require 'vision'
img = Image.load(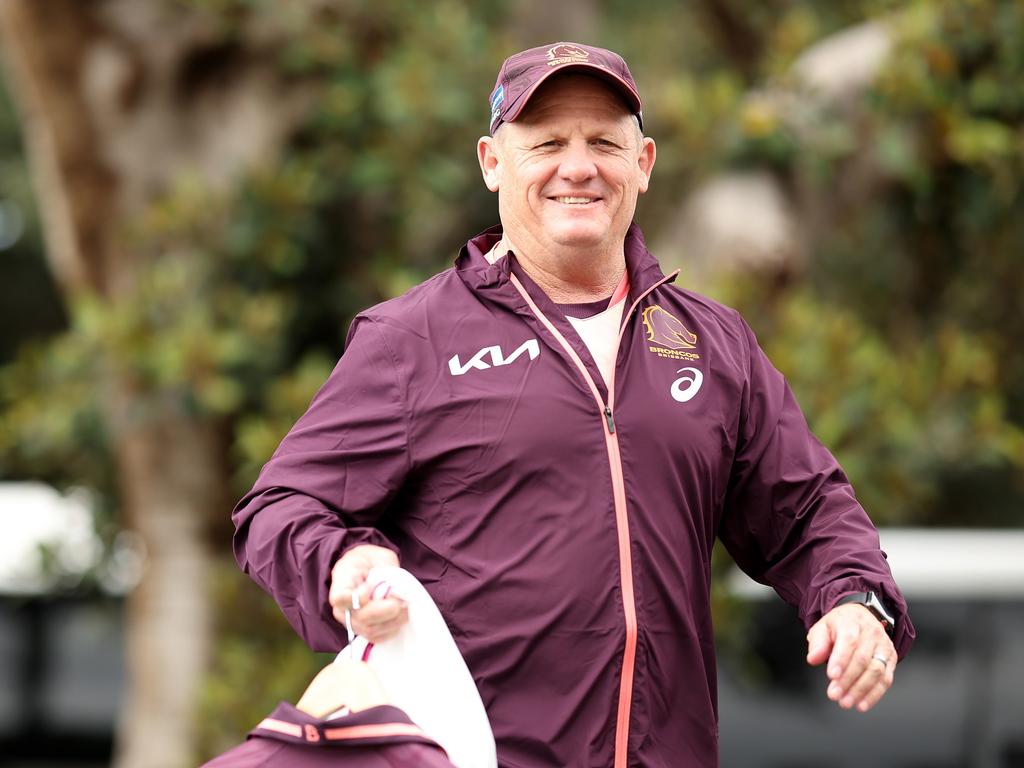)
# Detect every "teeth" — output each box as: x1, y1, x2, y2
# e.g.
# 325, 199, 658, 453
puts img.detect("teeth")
555, 196, 595, 204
